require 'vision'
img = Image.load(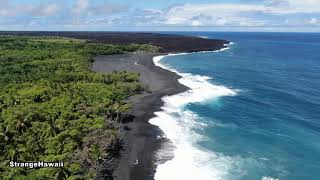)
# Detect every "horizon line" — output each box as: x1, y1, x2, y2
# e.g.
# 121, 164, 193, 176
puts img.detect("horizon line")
1, 30, 320, 33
